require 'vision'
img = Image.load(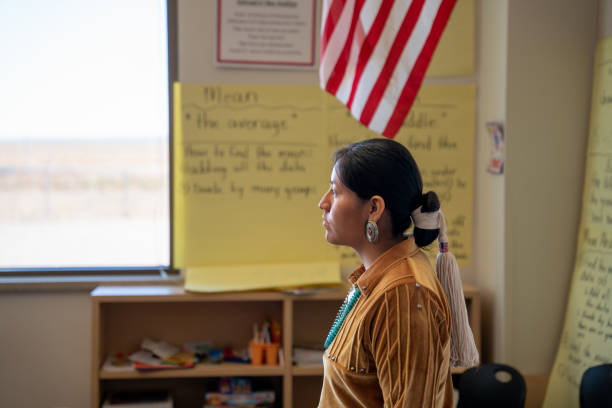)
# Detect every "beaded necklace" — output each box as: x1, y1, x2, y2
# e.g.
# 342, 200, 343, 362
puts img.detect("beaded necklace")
324, 285, 362, 349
